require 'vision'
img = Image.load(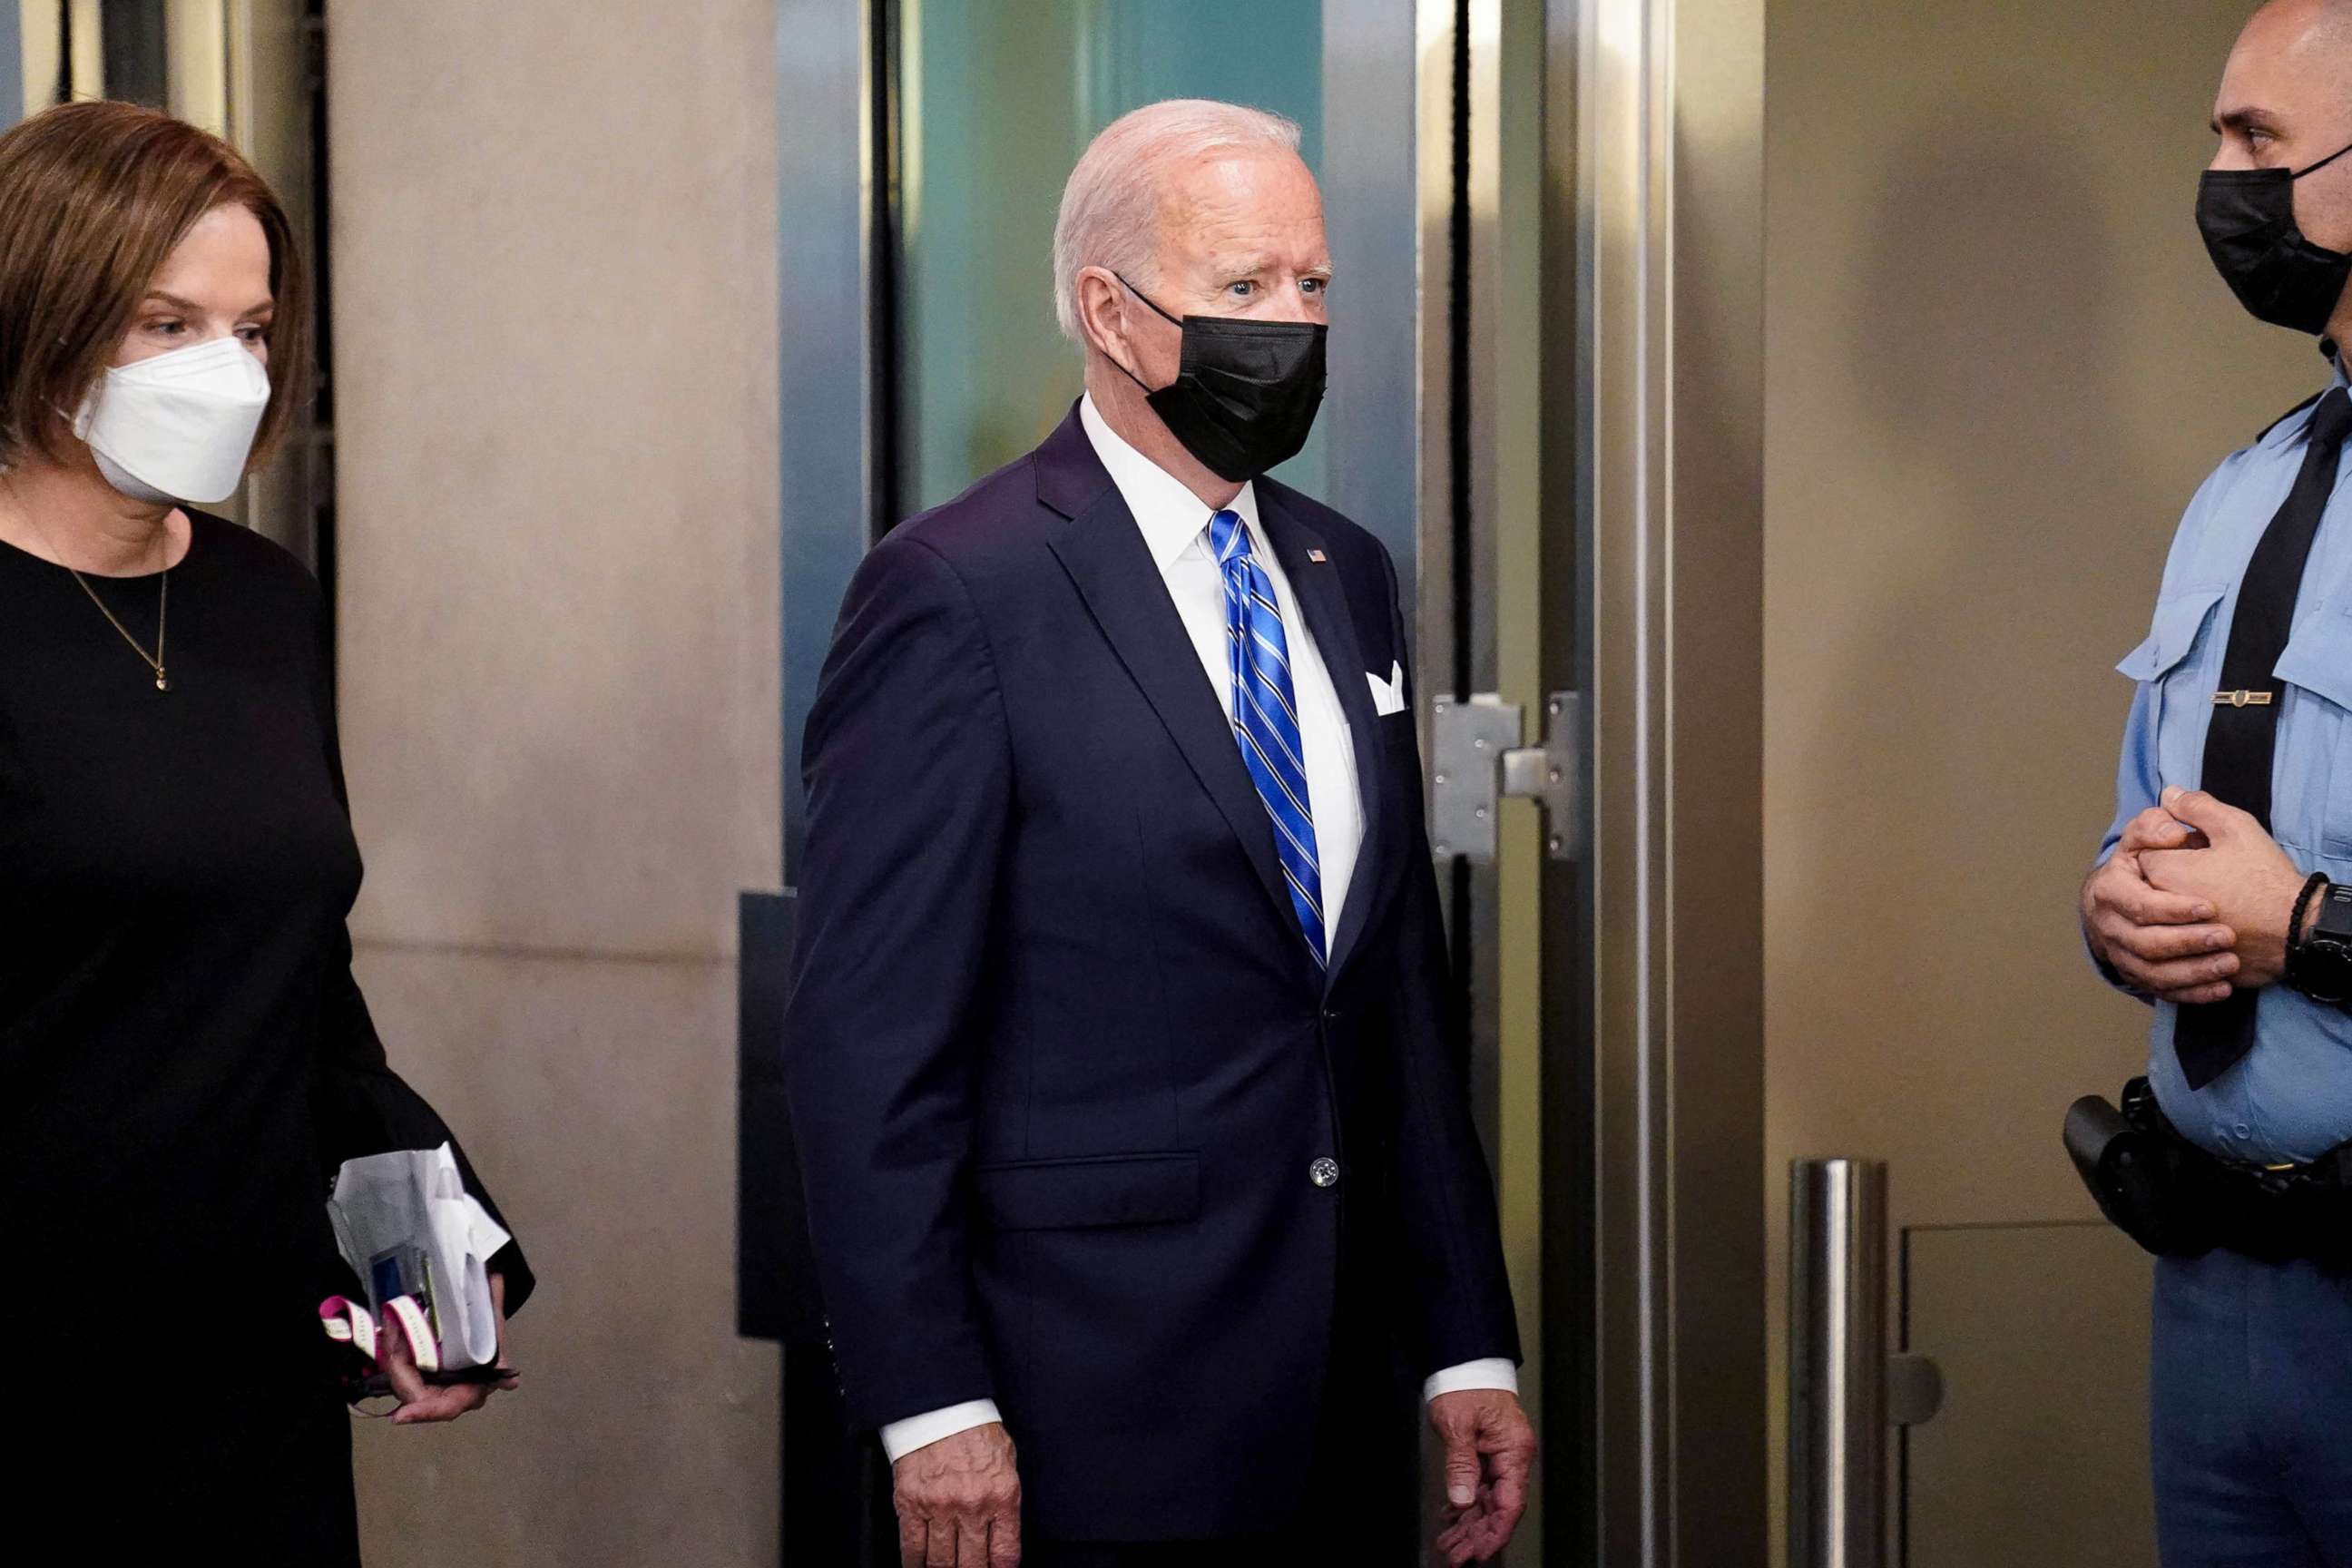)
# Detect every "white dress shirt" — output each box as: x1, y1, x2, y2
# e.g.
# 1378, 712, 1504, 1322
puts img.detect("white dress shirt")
1081, 393, 1366, 932
878, 397, 1514, 1463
